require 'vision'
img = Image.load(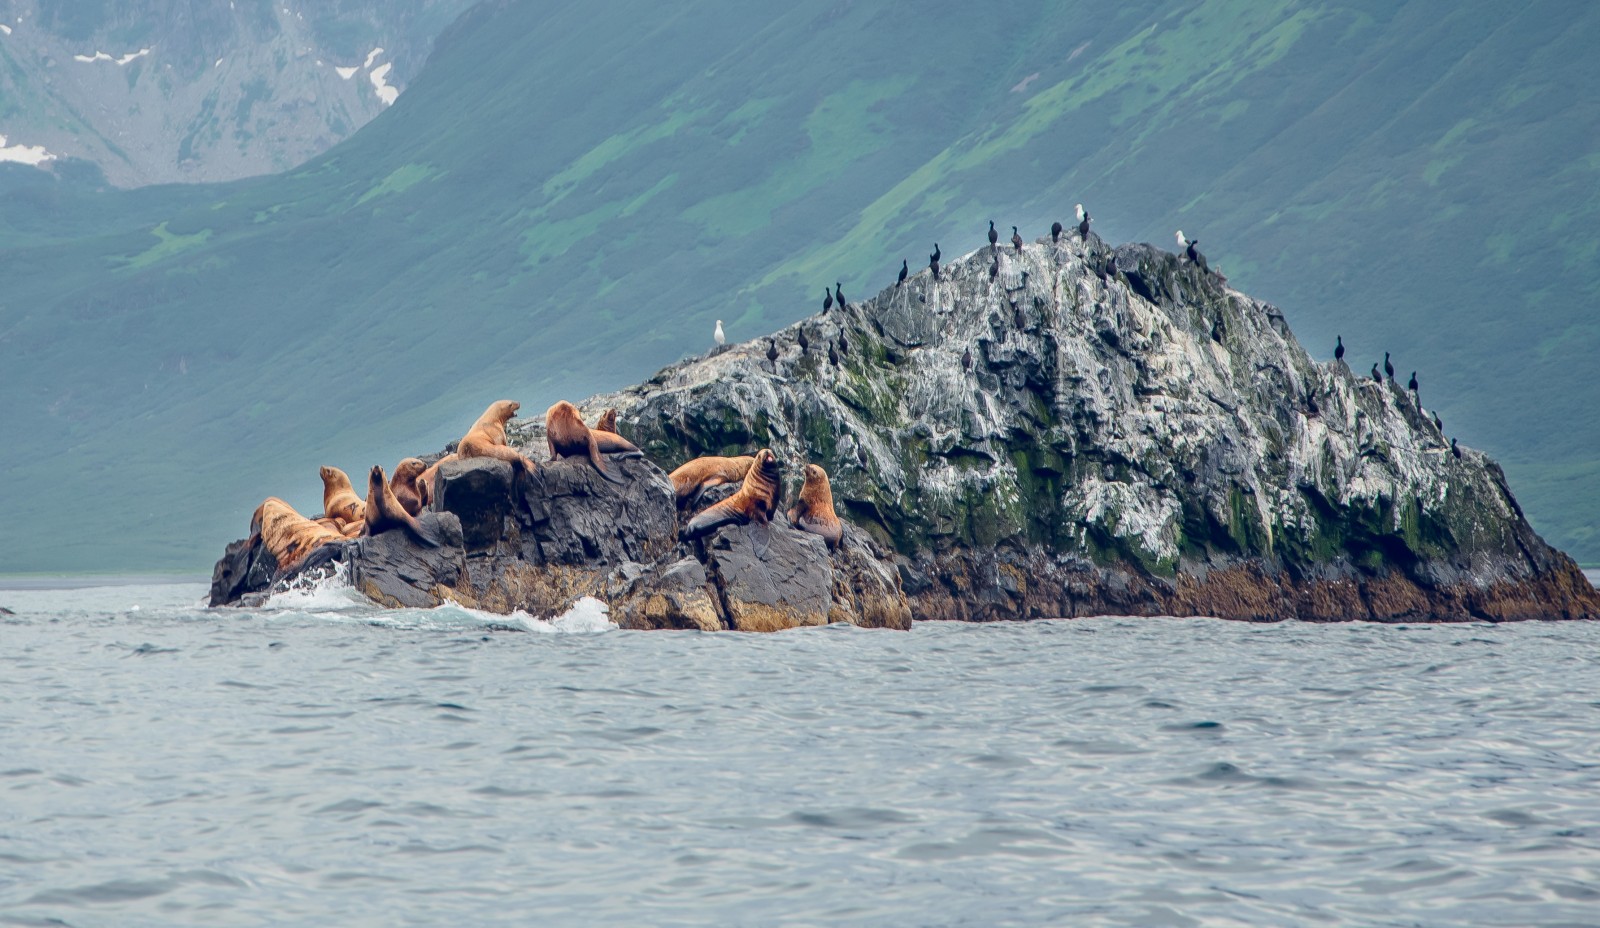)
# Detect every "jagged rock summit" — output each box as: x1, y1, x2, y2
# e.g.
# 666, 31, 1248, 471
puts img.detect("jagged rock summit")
212, 231, 1599, 624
